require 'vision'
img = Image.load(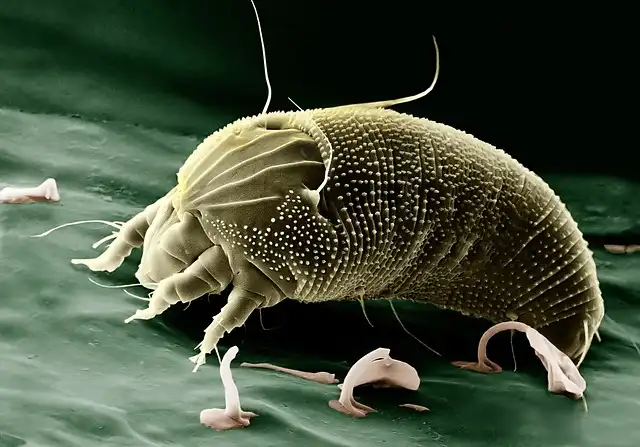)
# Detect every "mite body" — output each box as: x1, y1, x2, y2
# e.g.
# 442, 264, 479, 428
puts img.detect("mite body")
68, 104, 604, 369
38, 2, 603, 371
